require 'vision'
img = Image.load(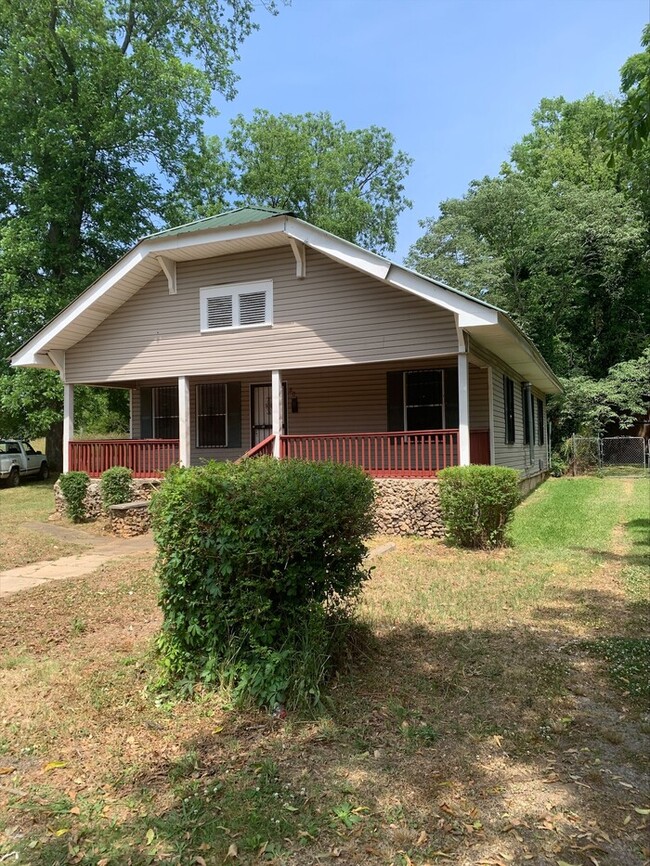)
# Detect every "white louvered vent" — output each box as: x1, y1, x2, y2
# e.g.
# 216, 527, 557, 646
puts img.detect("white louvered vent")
239, 291, 266, 326
206, 294, 233, 330
200, 280, 272, 332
